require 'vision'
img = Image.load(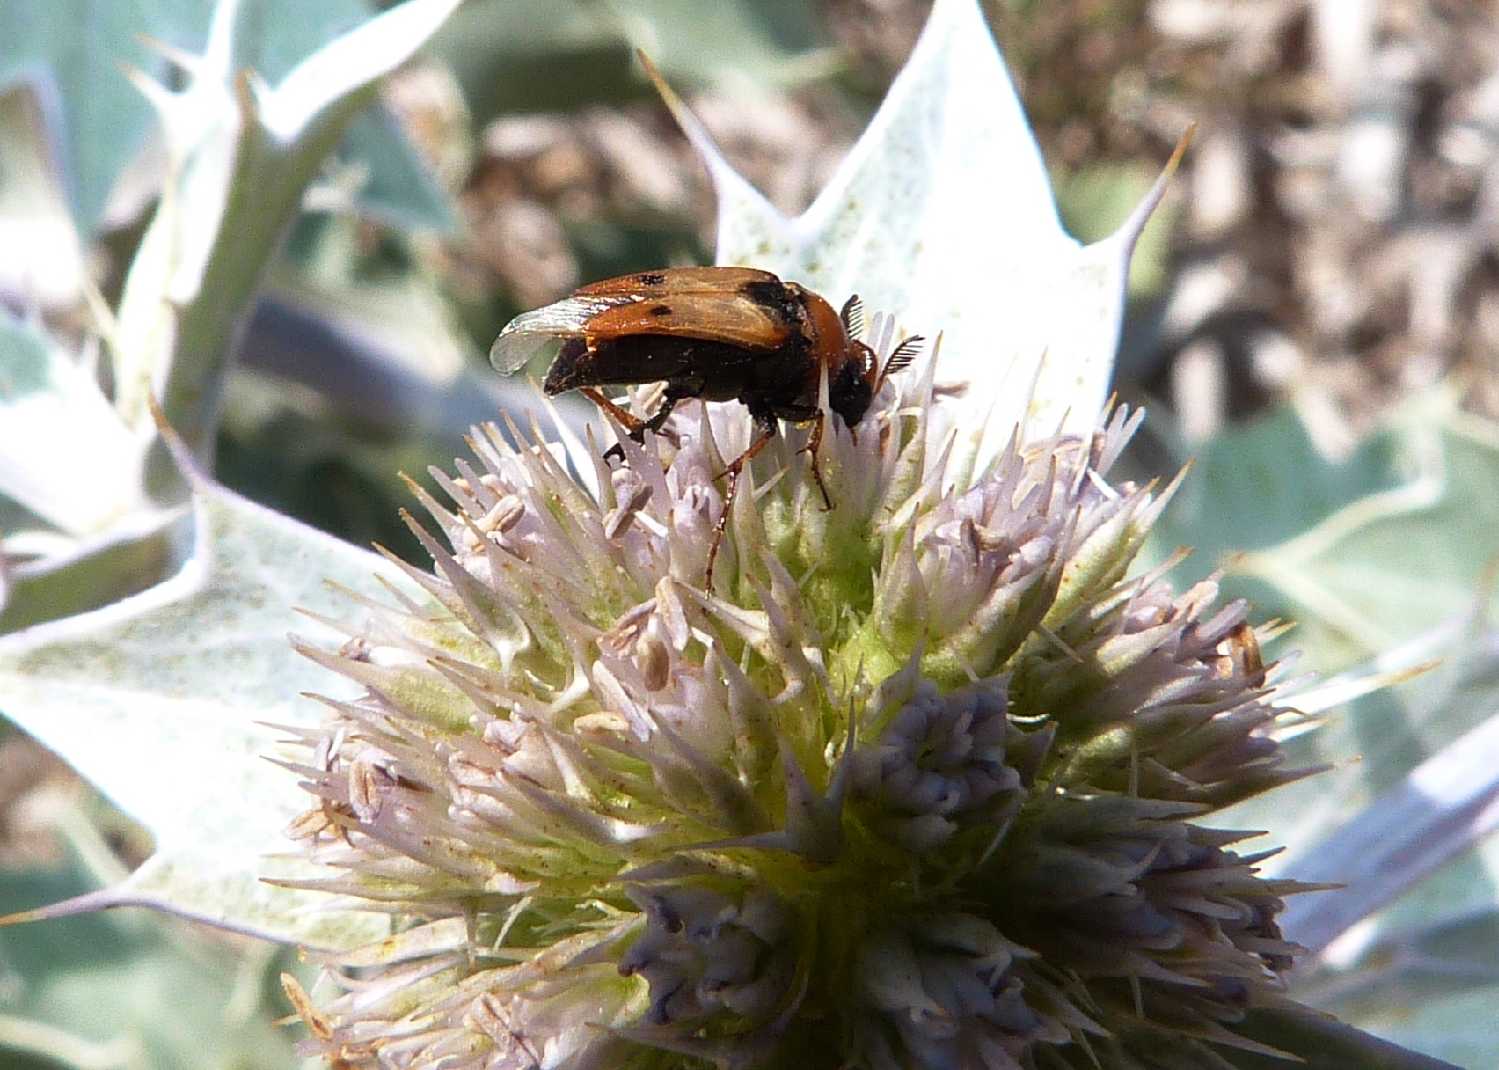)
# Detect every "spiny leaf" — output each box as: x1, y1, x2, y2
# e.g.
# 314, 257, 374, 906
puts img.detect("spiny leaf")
0, 473, 403, 949
0, 0, 447, 234
651, 0, 1187, 467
